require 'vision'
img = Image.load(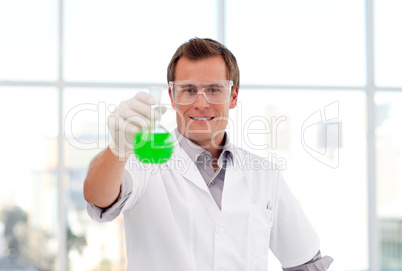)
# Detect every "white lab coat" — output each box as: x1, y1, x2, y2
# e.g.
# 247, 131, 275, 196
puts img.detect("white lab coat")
110, 136, 319, 271
92, 136, 320, 271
